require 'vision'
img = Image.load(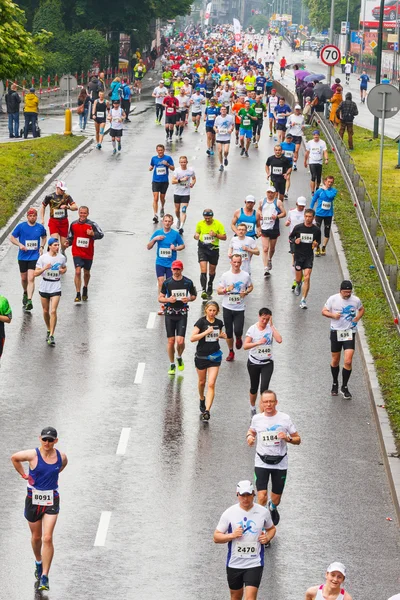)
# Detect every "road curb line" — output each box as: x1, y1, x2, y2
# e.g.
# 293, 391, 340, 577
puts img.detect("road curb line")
331, 224, 400, 524
0, 137, 93, 247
